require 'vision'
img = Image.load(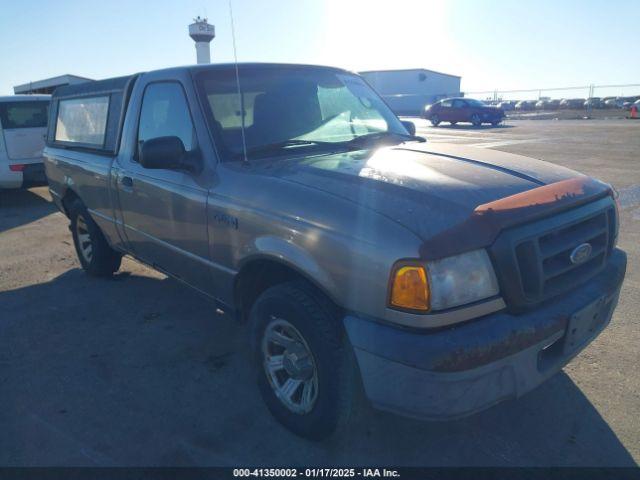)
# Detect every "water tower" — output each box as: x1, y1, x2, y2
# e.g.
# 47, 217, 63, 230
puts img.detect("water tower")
189, 16, 215, 64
